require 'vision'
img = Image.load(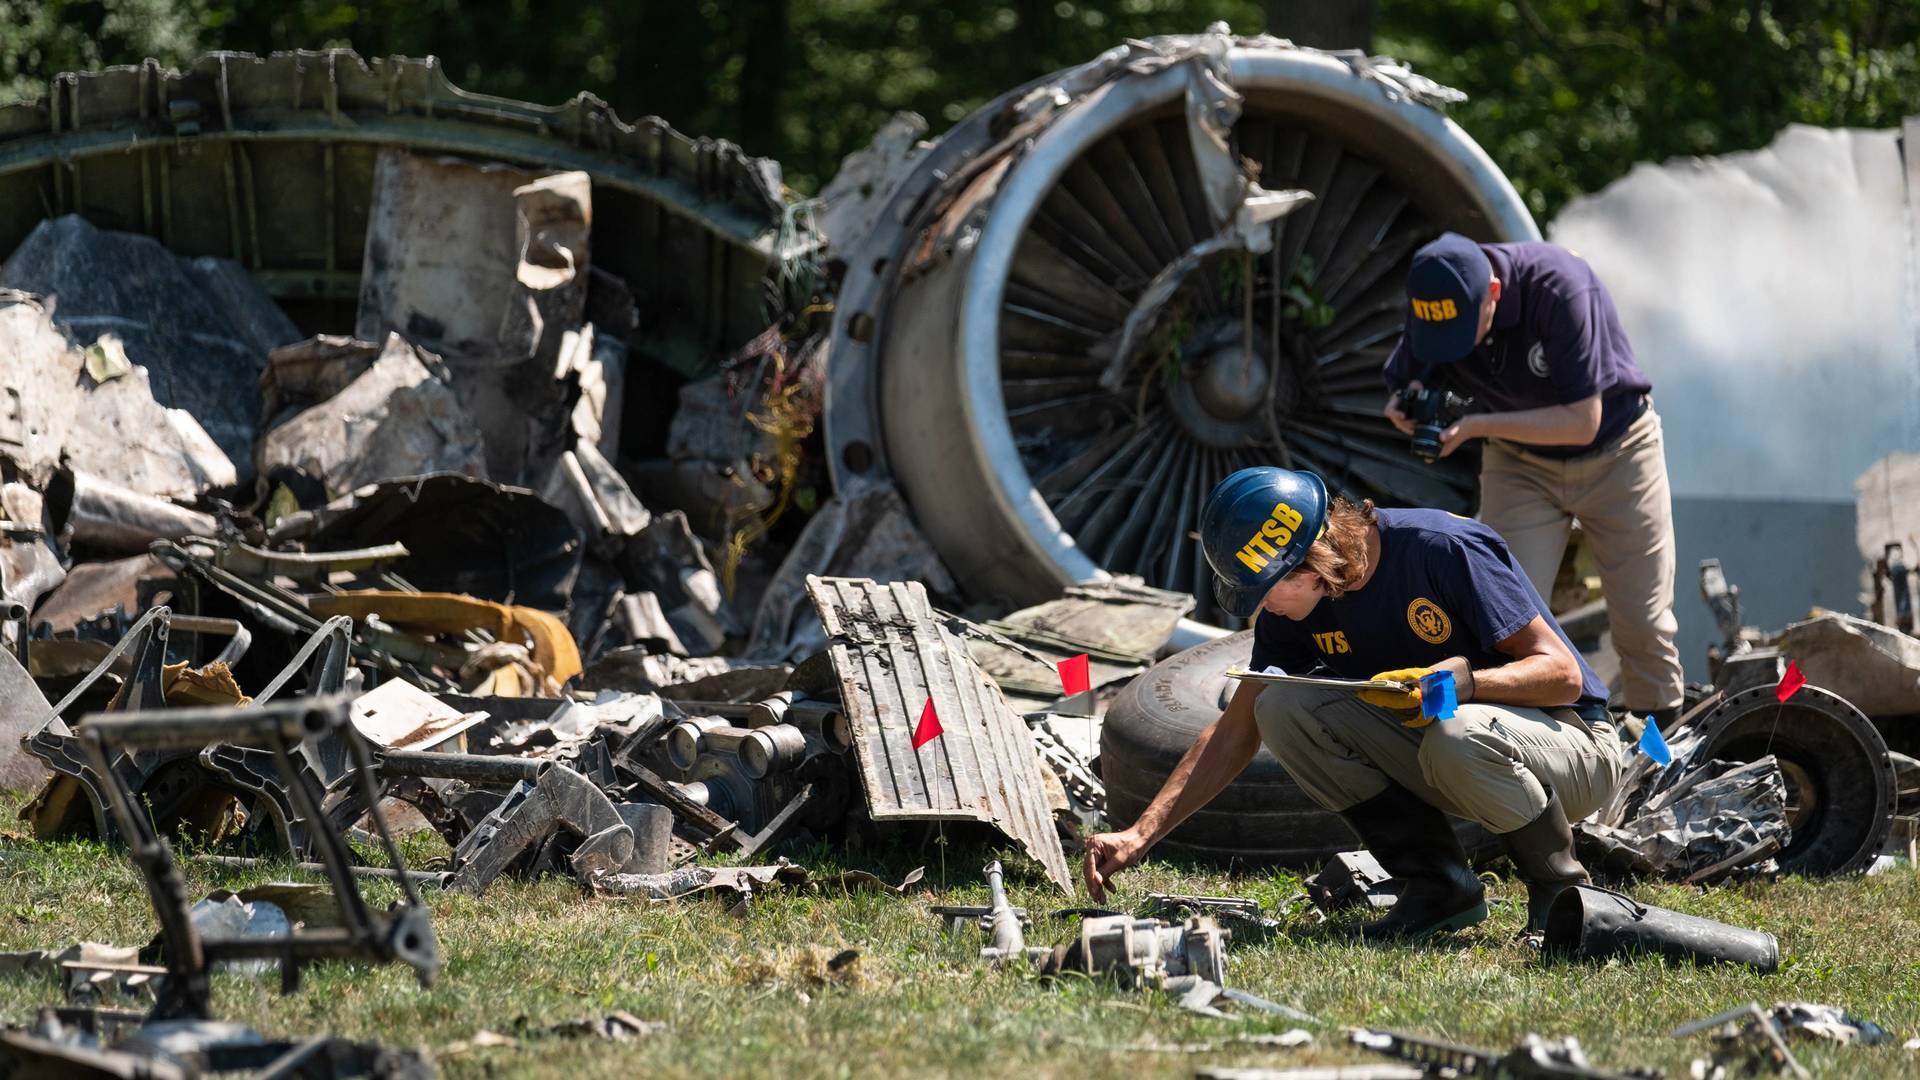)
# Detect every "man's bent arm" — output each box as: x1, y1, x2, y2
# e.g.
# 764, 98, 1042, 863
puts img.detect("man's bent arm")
1454, 394, 1602, 448
1434, 616, 1585, 708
